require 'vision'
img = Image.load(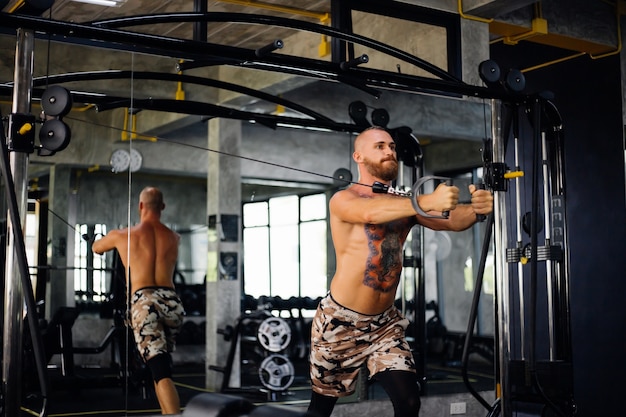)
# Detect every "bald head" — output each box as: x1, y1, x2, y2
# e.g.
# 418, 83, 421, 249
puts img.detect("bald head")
352, 126, 398, 182
140, 186, 165, 213
354, 126, 390, 152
